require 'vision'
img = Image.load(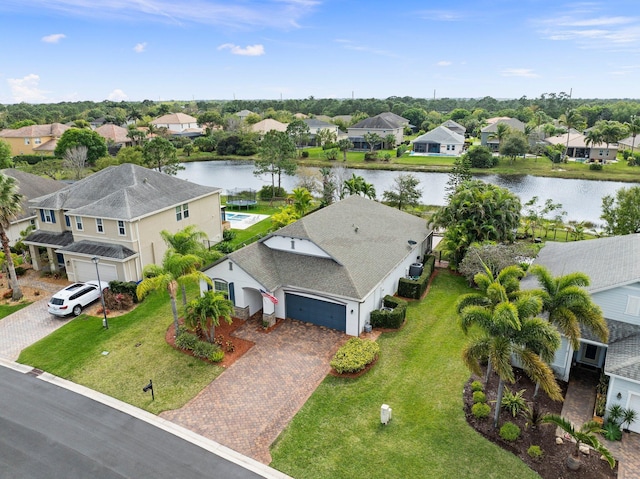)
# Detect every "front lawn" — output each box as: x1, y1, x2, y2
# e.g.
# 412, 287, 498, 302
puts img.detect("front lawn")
269, 271, 539, 479
0, 302, 30, 320
17, 287, 224, 414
